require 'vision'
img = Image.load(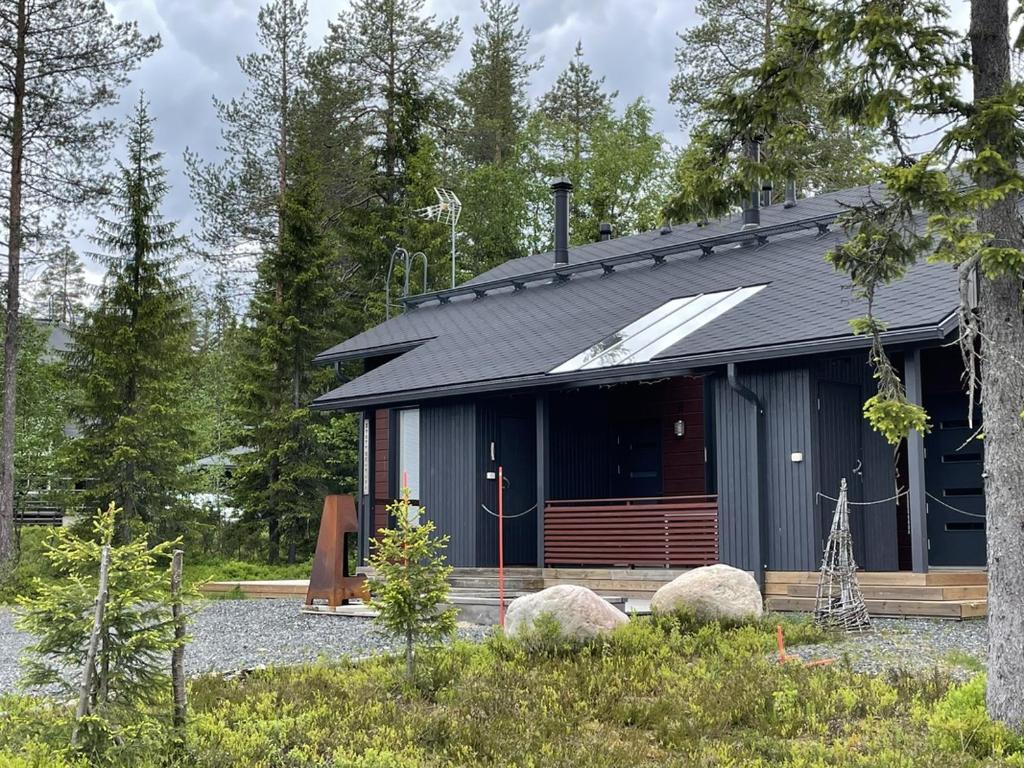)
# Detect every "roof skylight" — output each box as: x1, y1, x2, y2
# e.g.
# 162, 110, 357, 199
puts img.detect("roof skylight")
549, 284, 767, 374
